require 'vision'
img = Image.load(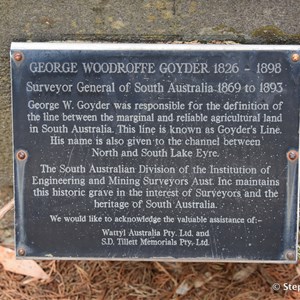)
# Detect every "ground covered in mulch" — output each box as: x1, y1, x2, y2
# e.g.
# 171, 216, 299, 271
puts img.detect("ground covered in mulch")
0, 187, 299, 300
